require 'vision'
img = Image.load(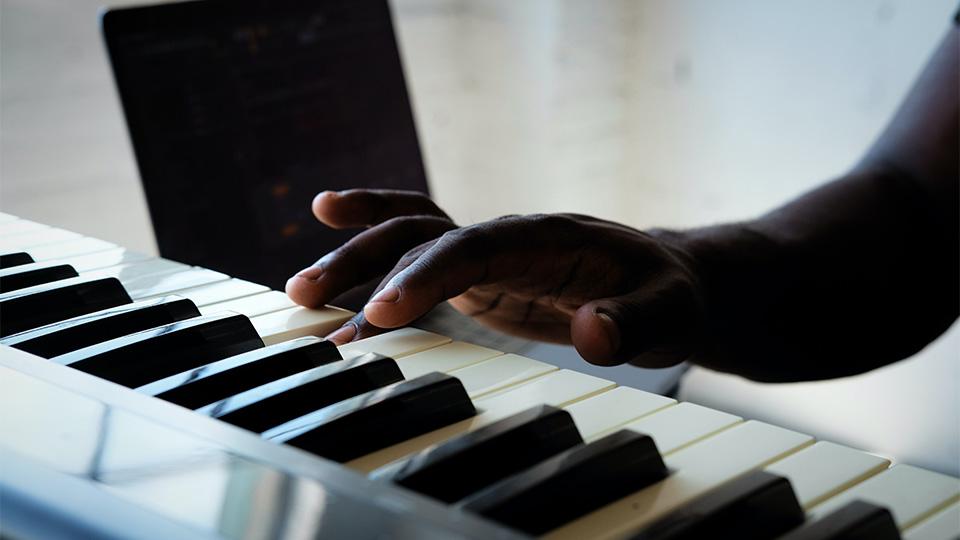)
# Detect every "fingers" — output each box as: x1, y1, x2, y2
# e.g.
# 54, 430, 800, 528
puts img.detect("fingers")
324, 311, 387, 345
312, 189, 450, 229
360, 215, 591, 329
362, 226, 506, 328
323, 245, 436, 345
286, 215, 456, 308
570, 277, 705, 367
